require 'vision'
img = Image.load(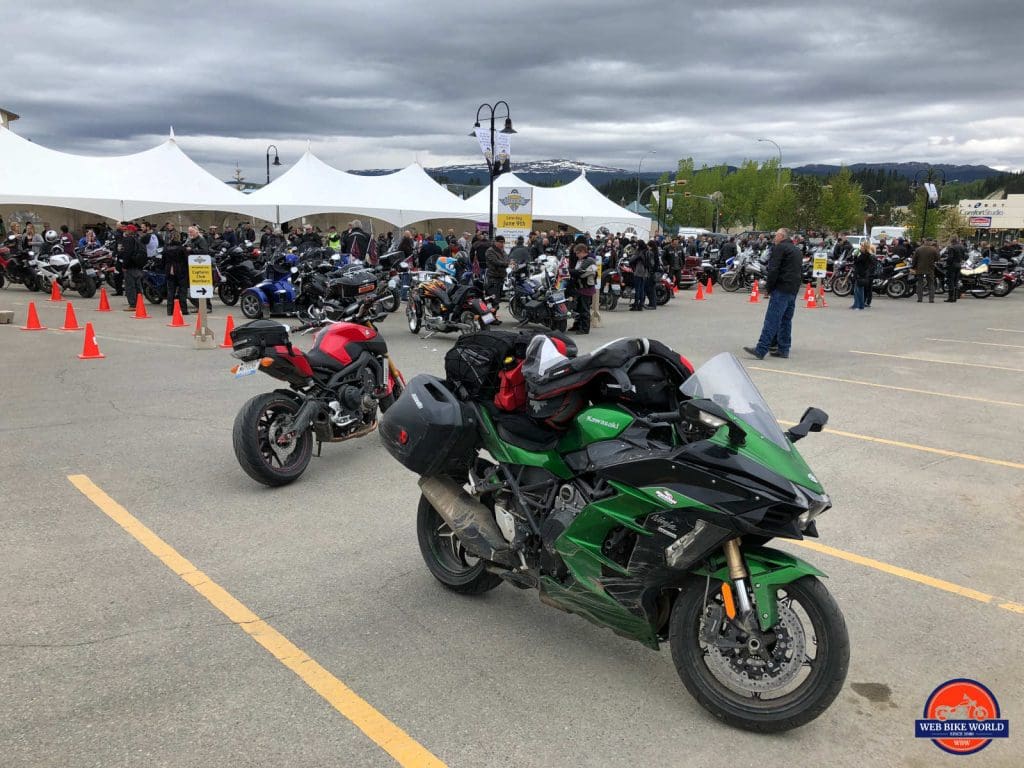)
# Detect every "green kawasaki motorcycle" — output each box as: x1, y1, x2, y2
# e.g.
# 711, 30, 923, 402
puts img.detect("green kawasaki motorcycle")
380, 333, 848, 732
